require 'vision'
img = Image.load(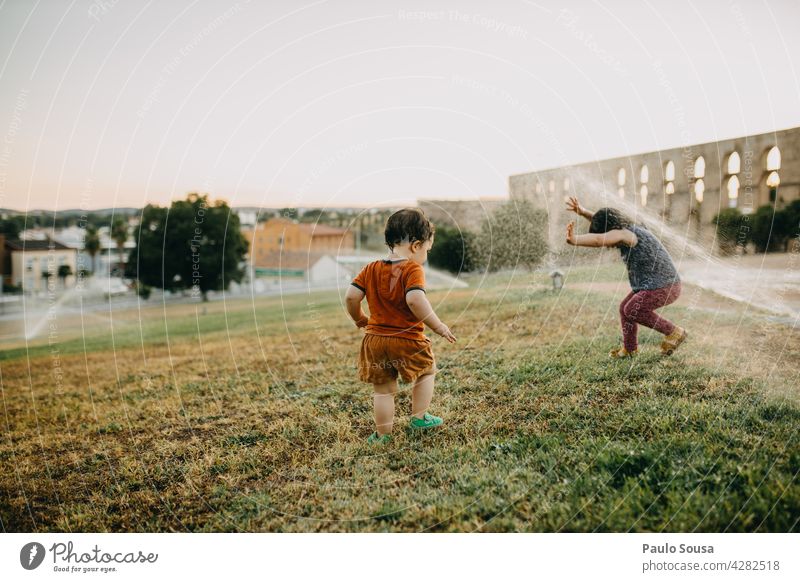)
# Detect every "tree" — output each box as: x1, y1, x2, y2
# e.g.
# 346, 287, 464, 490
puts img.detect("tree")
300, 209, 328, 223
111, 218, 129, 276
128, 193, 249, 301
0, 217, 24, 239
713, 208, 746, 255
428, 226, 482, 274
477, 200, 548, 272
84, 225, 101, 273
